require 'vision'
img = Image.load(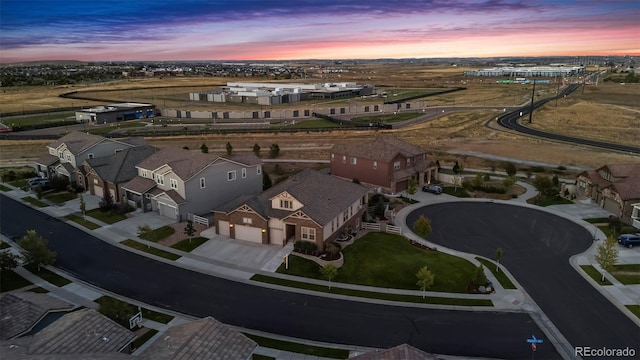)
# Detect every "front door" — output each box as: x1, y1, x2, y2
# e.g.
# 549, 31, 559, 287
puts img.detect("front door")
285, 224, 296, 243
